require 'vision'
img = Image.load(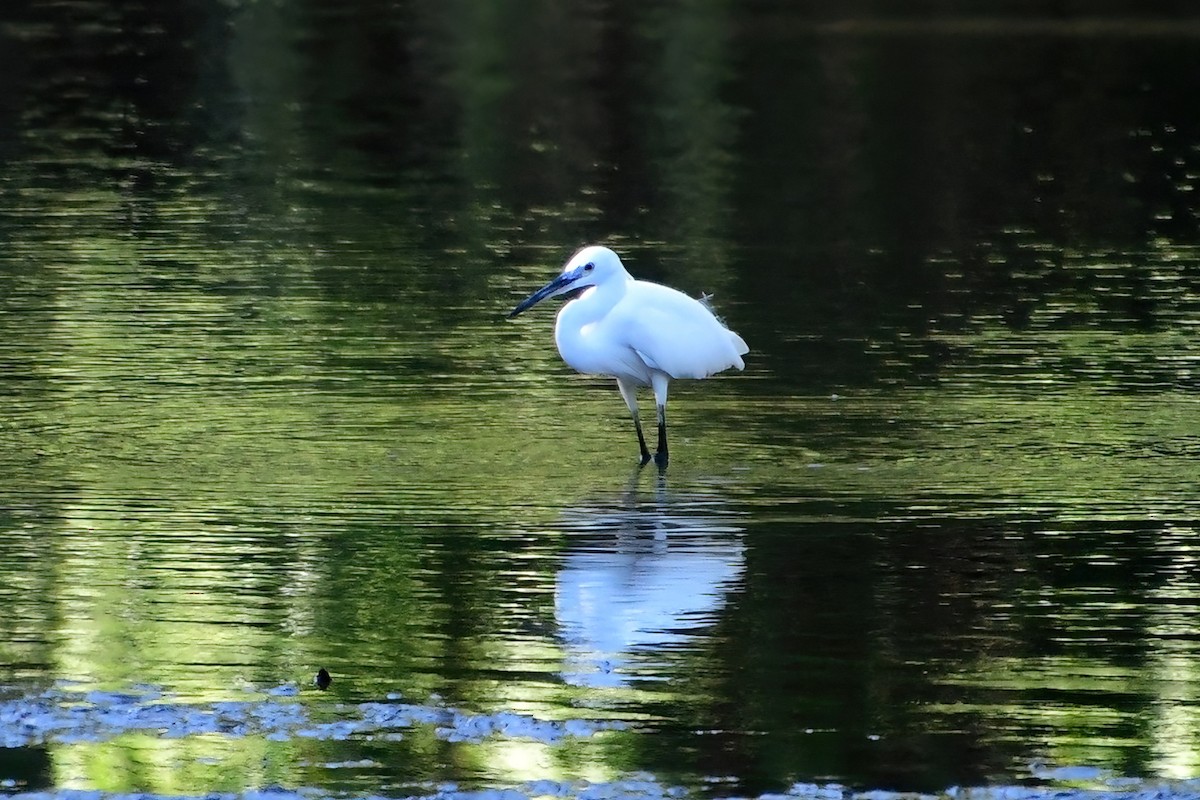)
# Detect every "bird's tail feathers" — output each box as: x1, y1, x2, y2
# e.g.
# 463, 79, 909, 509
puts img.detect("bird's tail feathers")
697, 291, 750, 361
730, 331, 749, 357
